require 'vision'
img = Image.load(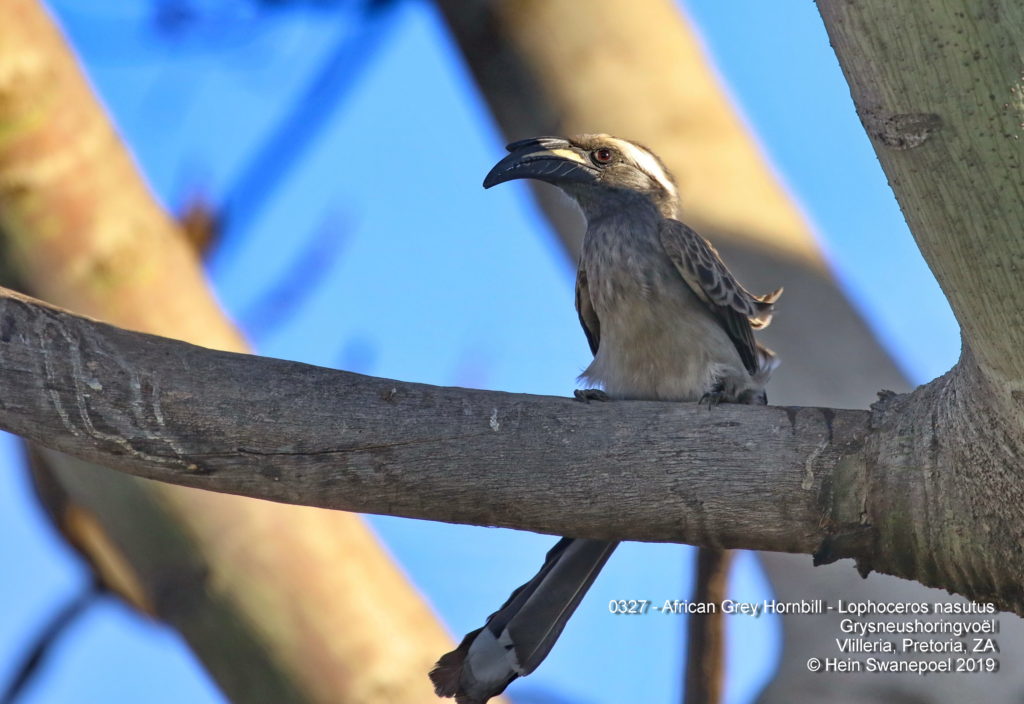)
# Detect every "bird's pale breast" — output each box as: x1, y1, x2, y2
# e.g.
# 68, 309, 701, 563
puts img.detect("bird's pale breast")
578, 214, 745, 402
